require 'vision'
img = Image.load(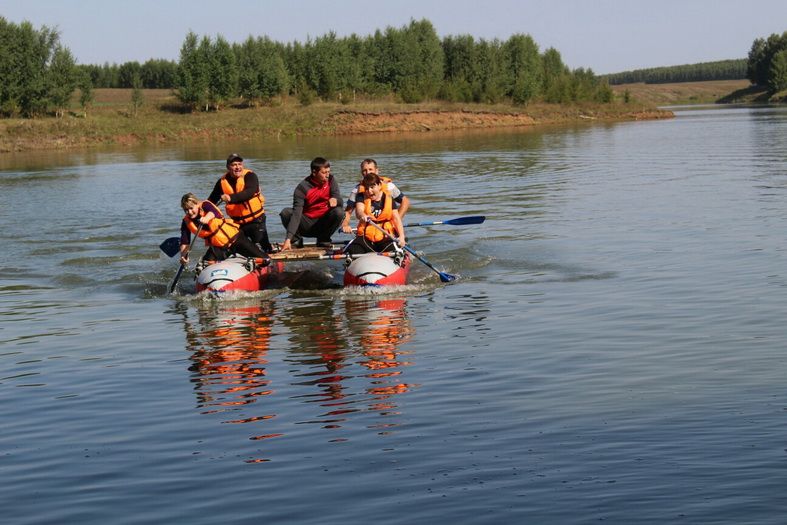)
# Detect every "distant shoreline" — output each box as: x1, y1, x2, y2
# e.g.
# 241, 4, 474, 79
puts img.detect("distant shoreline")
1, 80, 766, 154
610, 79, 770, 106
